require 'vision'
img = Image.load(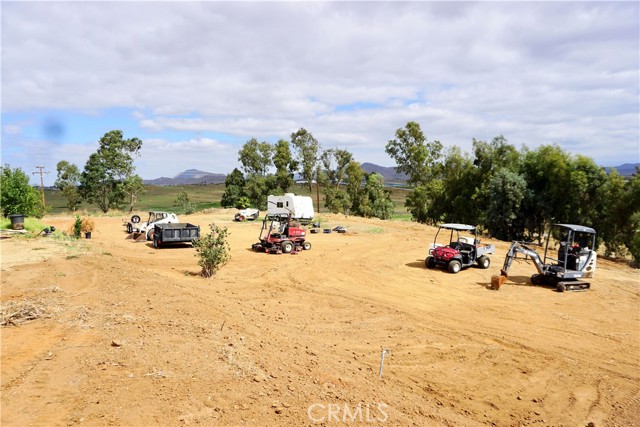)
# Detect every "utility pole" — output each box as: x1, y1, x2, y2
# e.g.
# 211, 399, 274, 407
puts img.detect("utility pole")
32, 165, 50, 206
